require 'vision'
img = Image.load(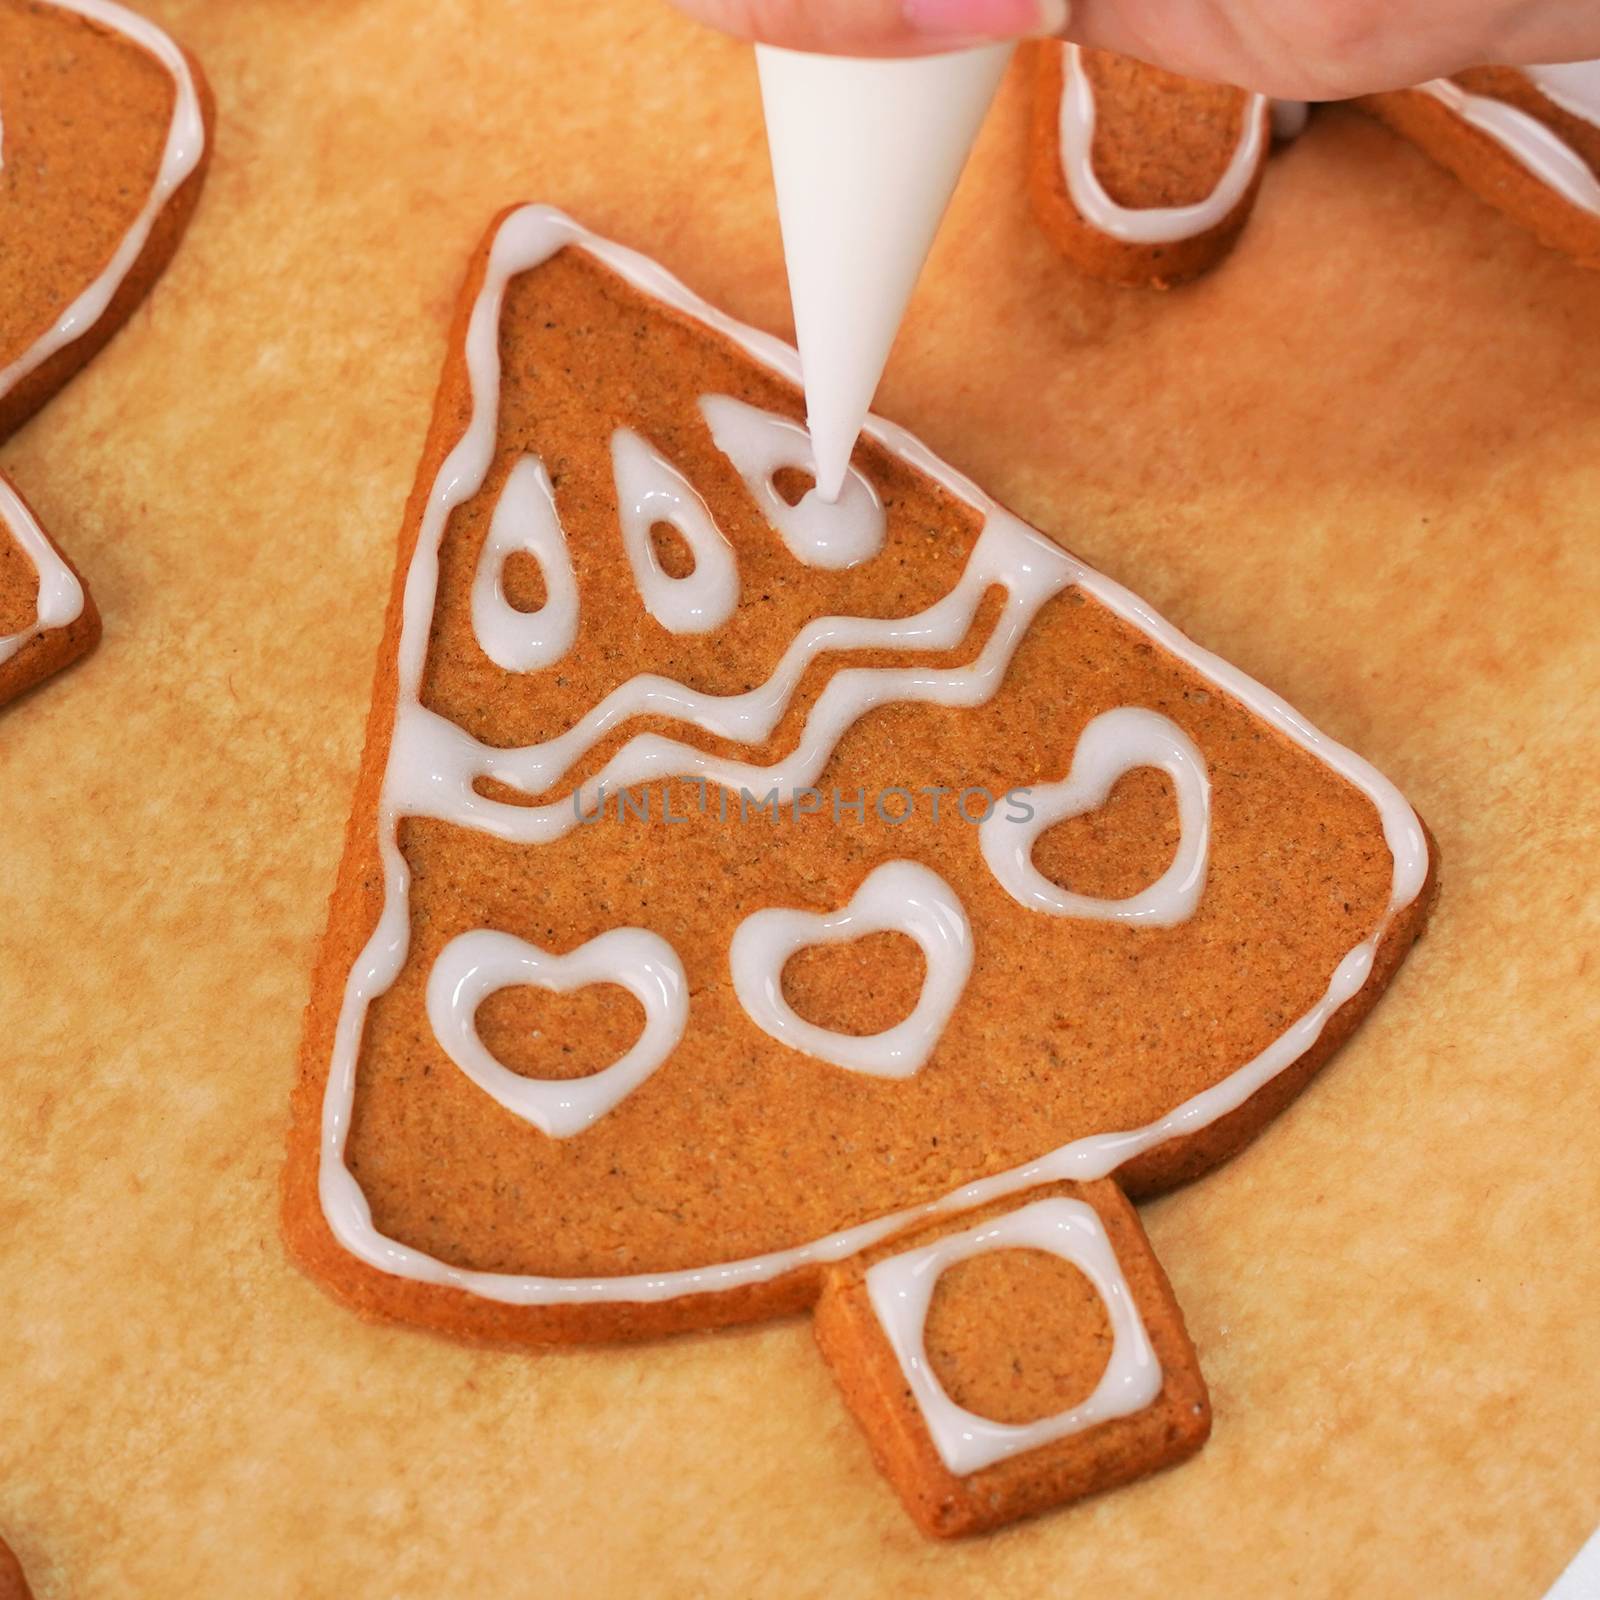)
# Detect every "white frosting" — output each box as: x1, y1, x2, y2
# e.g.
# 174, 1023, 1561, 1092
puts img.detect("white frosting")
980, 708, 1209, 926
1419, 74, 1600, 216
0, 477, 84, 668
730, 861, 972, 1079
383, 514, 1072, 845
1526, 62, 1600, 128
866, 1196, 1163, 1475
426, 927, 688, 1138
699, 394, 885, 569
0, 0, 207, 403
316, 204, 1428, 1308
469, 455, 578, 673
610, 428, 738, 633
1058, 44, 1268, 244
